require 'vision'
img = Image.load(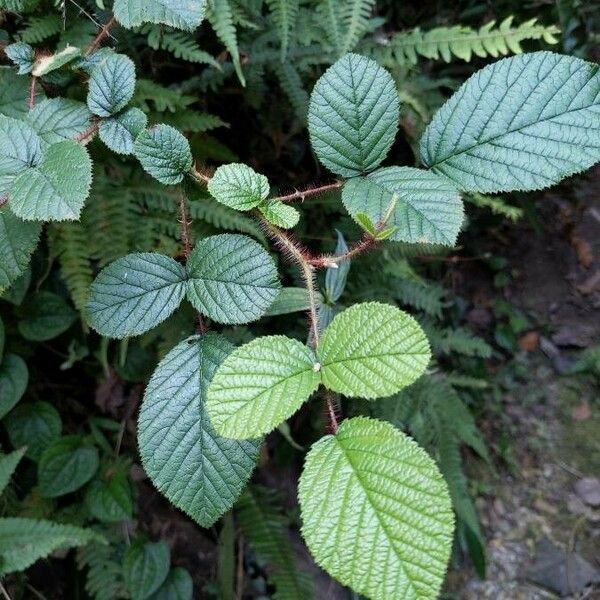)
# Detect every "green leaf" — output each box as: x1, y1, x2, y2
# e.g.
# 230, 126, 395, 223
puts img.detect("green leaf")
0, 68, 44, 118
5, 42, 34, 74
138, 334, 260, 528
258, 199, 300, 229
9, 140, 92, 221
354, 211, 376, 235
0, 208, 40, 294
27, 98, 93, 146
99, 107, 147, 155
342, 167, 464, 245
0, 447, 26, 495
420, 51, 600, 193
17, 291, 77, 341
38, 435, 99, 498
114, 0, 206, 31
86, 253, 187, 339
87, 53, 136, 117
264, 286, 314, 316
0, 317, 3, 364
207, 163, 269, 211
308, 53, 399, 177
0, 354, 28, 420
32, 45, 81, 77
324, 230, 350, 304
4, 401, 62, 461
85, 468, 133, 522
123, 540, 170, 600
298, 416, 454, 600
148, 567, 193, 600
186, 234, 280, 324
0, 518, 103, 575
317, 302, 430, 399
135, 125, 193, 184
207, 335, 320, 439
